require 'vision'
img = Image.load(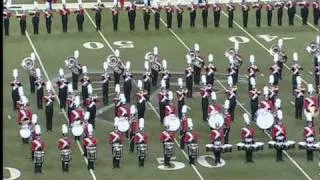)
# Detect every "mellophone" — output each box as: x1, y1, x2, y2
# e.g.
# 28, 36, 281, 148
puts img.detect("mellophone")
298, 137, 320, 151
205, 141, 232, 153
268, 136, 296, 150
